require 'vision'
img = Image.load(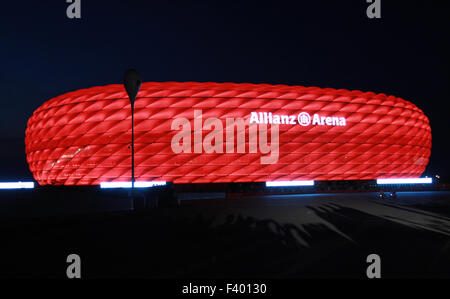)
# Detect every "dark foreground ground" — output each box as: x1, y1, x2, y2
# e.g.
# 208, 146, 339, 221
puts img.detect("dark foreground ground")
0, 191, 449, 279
